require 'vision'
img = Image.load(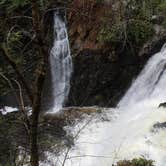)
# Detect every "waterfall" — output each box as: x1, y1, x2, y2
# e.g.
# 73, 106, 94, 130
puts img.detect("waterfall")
49, 12, 72, 112
119, 44, 166, 107
46, 45, 166, 166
